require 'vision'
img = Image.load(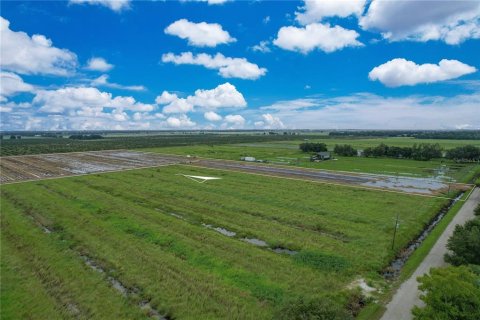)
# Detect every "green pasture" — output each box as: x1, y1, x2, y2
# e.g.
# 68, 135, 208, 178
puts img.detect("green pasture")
144, 143, 479, 182
1, 165, 447, 319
